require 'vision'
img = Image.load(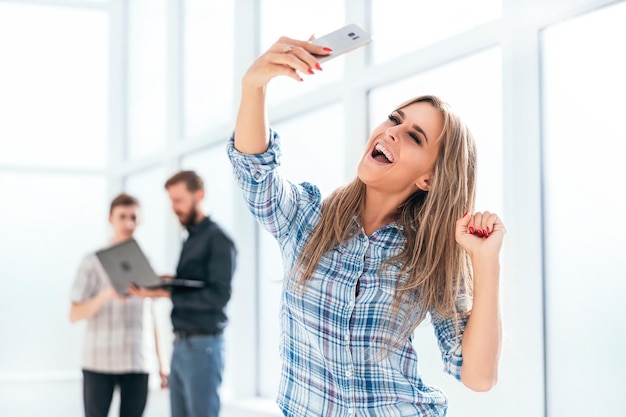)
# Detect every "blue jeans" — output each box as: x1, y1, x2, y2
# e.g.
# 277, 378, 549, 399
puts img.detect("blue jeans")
170, 334, 224, 417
